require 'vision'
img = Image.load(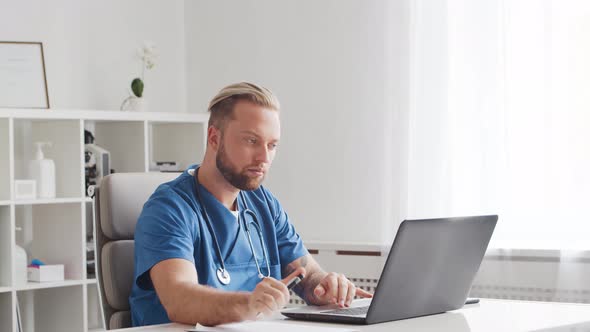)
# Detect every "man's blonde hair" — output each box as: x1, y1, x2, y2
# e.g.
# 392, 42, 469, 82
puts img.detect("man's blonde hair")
207, 82, 280, 130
